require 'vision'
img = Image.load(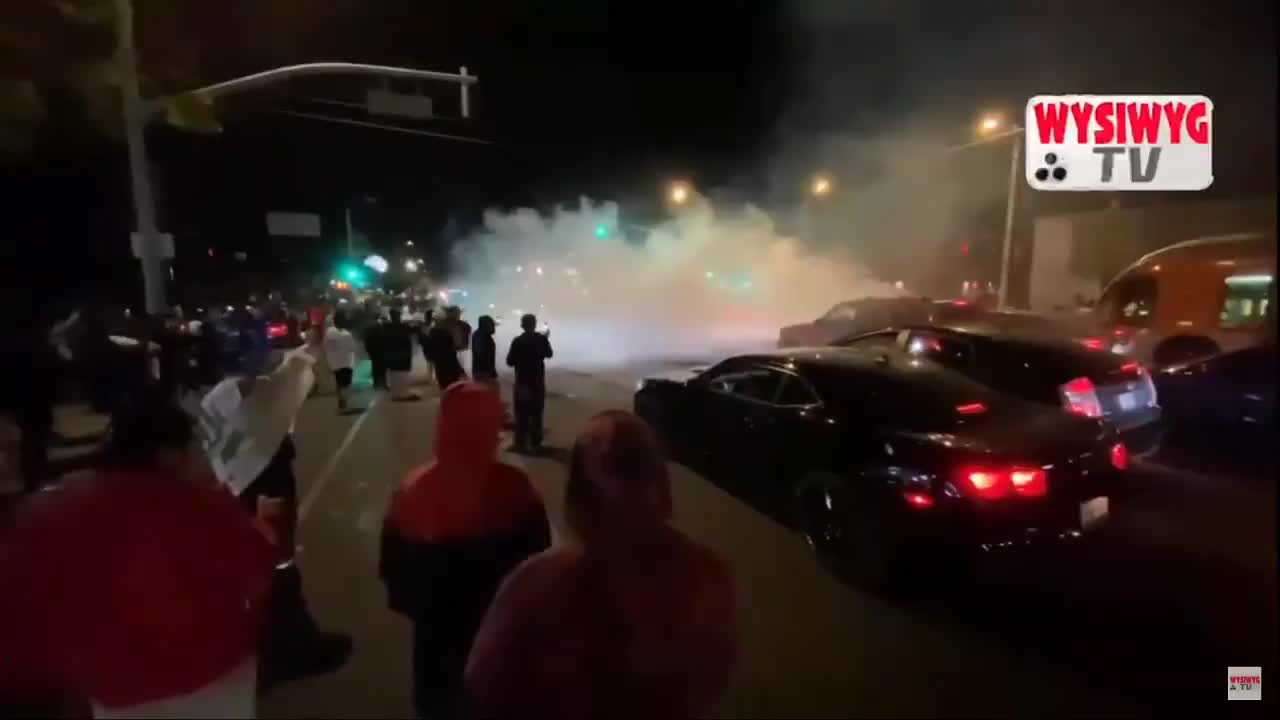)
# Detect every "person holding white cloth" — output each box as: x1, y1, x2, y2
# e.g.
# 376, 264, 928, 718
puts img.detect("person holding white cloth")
197, 314, 352, 693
